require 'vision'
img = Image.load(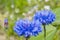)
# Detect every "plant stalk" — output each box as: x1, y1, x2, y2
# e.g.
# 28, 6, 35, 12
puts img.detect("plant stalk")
43, 25, 46, 40
25, 36, 30, 40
